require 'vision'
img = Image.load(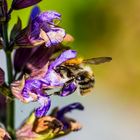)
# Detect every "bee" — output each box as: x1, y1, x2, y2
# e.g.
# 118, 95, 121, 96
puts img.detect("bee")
54, 57, 112, 96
